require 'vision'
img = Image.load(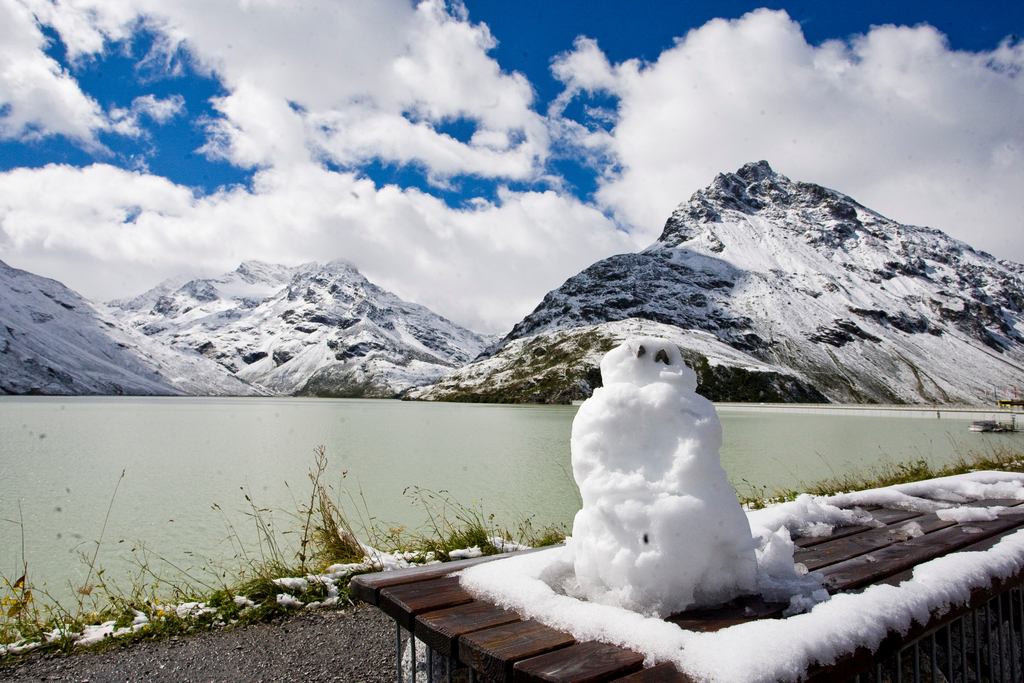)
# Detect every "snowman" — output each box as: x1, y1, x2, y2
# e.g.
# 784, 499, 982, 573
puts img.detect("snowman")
566, 337, 757, 617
